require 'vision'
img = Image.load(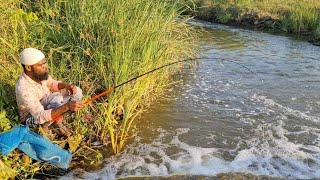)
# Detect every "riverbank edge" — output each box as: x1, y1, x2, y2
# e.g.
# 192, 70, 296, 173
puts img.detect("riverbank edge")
183, 4, 320, 46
